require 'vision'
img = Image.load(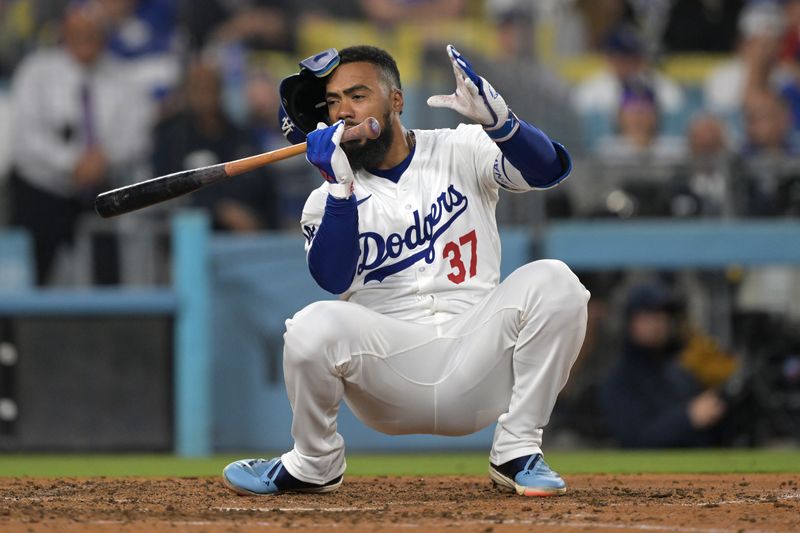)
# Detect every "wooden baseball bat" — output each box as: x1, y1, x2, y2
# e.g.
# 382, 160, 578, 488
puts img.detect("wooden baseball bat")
94, 117, 381, 218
